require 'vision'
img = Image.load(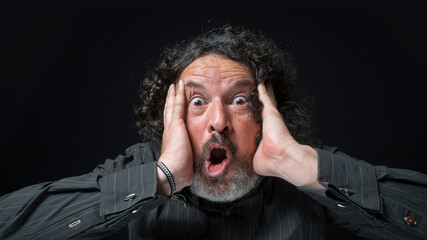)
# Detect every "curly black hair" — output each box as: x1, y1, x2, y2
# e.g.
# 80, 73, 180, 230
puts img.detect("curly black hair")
135, 25, 317, 147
